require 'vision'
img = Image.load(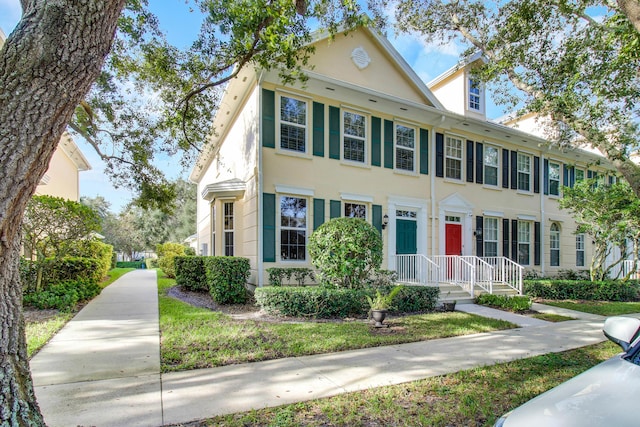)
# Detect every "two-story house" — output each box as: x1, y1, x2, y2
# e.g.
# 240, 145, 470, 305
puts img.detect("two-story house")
189, 25, 613, 293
